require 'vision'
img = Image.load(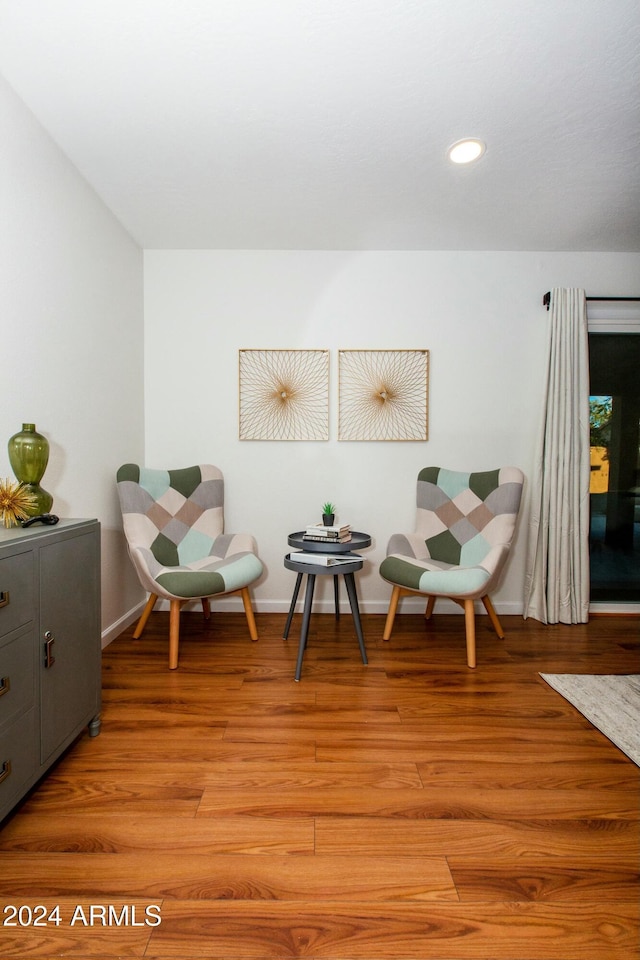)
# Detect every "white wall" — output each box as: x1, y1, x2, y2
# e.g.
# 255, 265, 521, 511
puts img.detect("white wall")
4, 64, 637, 634
144, 249, 640, 616
0, 75, 145, 641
